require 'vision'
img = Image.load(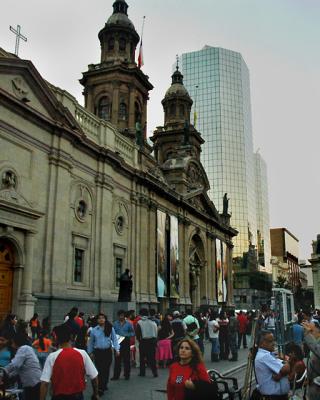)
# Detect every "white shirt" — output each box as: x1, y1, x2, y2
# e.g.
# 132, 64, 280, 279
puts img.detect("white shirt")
208, 320, 219, 339
41, 348, 98, 383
